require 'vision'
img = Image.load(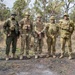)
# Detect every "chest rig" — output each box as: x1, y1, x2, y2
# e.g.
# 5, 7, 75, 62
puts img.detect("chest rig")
9, 19, 17, 31
48, 23, 57, 35
22, 19, 31, 33
35, 22, 44, 32
60, 20, 70, 30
